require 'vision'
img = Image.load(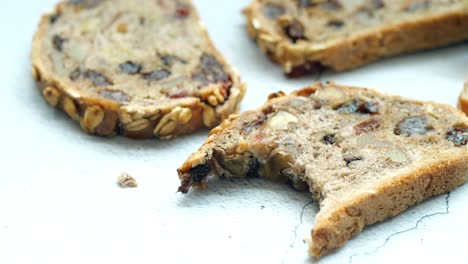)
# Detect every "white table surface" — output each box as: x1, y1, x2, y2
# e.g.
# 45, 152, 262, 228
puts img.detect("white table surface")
0, 1, 467, 263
